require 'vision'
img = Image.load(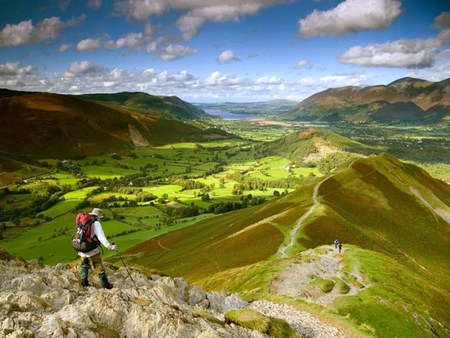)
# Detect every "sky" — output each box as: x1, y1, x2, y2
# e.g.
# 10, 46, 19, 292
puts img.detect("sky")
0, 0, 449, 103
